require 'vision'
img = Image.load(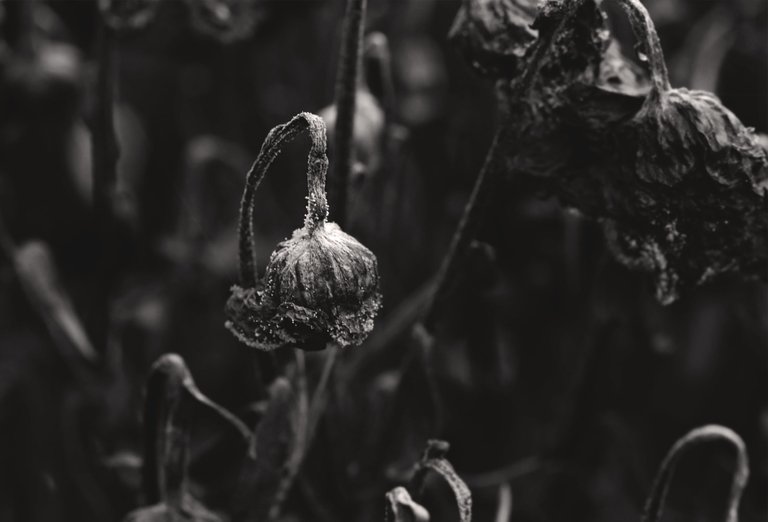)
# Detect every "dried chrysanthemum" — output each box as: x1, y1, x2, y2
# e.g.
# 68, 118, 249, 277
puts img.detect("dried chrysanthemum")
225, 112, 381, 351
